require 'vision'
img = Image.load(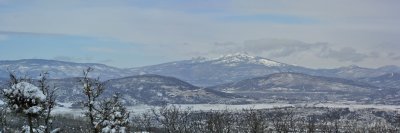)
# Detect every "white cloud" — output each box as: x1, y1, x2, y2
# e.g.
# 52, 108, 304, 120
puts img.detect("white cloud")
0, 0, 399, 68
317, 47, 369, 62
207, 38, 326, 58
2, 0, 398, 46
